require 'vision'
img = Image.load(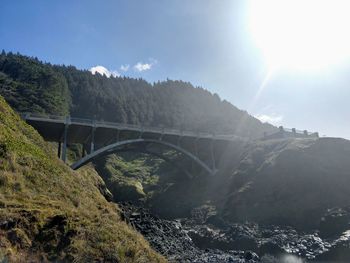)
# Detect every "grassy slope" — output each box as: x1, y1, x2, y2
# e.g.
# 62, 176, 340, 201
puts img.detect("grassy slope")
0, 96, 166, 262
